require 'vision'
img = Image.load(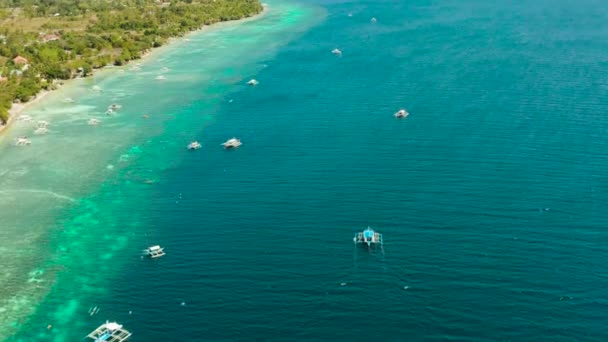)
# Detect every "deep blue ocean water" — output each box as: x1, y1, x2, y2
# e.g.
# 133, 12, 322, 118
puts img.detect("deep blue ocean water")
5, 0, 608, 340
